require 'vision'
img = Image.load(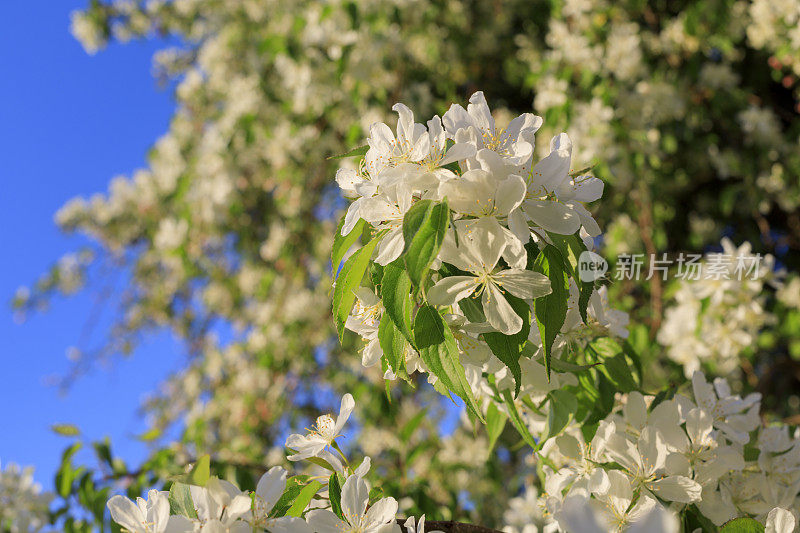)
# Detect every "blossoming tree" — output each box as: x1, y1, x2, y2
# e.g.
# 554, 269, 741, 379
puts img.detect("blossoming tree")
8, 0, 800, 532
50, 94, 800, 533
